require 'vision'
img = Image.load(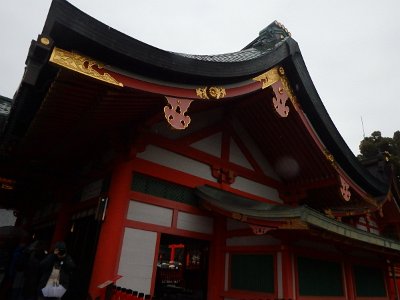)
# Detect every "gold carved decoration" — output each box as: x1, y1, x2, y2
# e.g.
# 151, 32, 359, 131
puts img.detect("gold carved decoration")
323, 149, 335, 164
278, 67, 299, 108
253, 67, 281, 89
40, 37, 50, 45
196, 87, 226, 99
49, 47, 123, 87
164, 97, 193, 130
